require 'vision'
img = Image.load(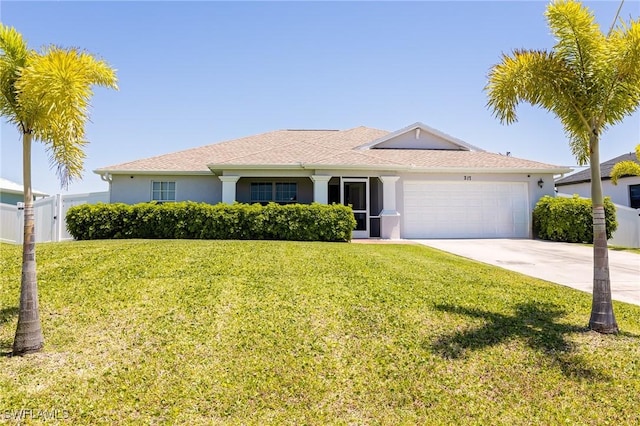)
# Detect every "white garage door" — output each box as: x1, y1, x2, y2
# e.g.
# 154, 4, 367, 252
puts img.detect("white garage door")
403, 181, 529, 238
